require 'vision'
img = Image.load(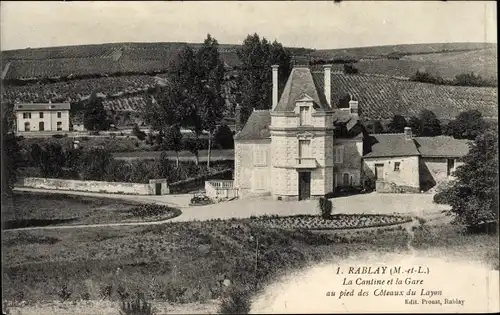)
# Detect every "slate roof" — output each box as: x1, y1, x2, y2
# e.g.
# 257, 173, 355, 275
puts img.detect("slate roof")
363, 134, 421, 158
414, 136, 470, 158
310, 71, 498, 120
14, 103, 70, 111
274, 66, 330, 112
233, 110, 271, 140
